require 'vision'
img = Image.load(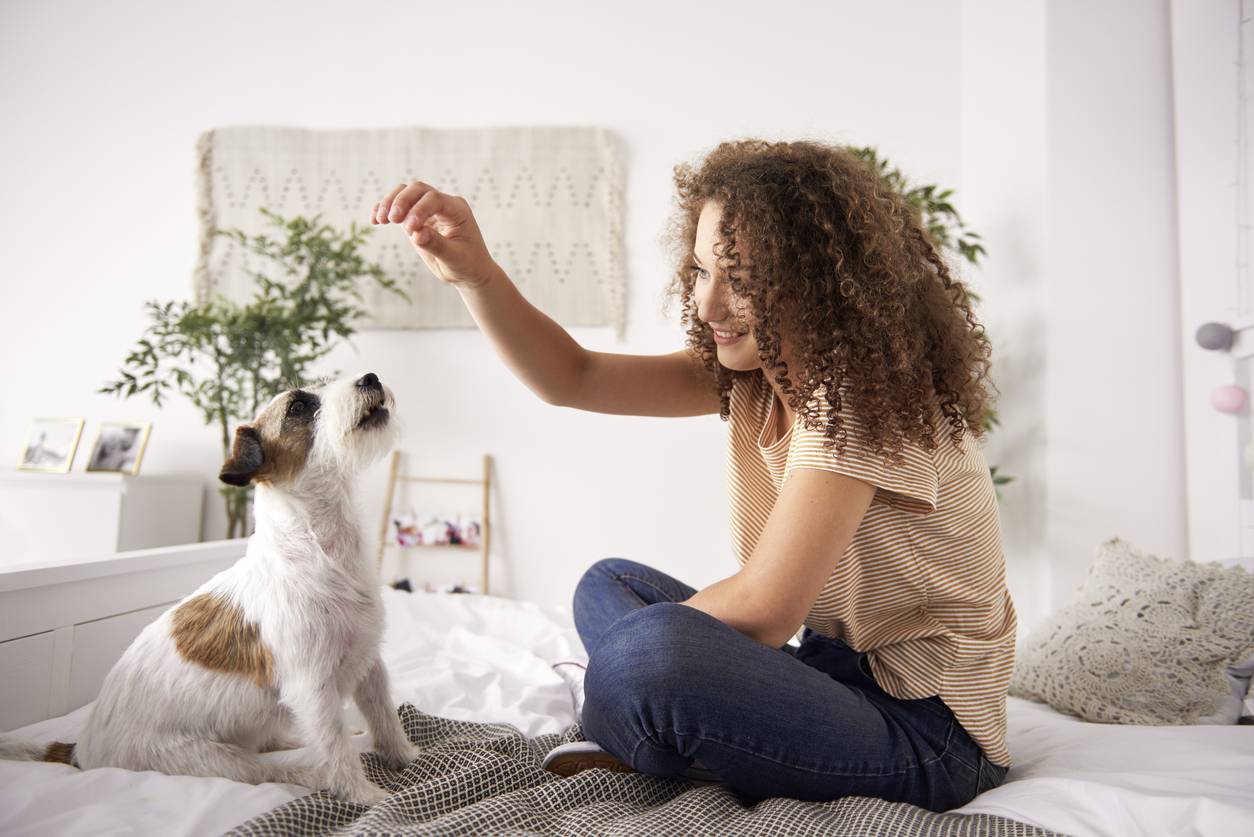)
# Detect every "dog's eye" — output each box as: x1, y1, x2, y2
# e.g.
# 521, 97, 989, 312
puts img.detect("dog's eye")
286, 400, 306, 417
